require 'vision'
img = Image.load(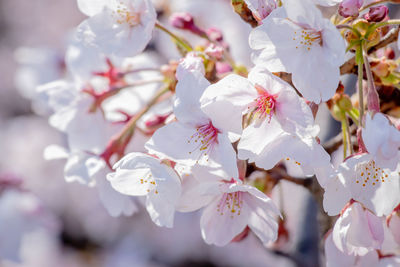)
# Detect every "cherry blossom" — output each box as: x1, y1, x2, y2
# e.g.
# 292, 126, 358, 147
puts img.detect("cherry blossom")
324, 153, 400, 216
178, 169, 280, 246
145, 56, 239, 179
332, 201, 384, 256
107, 152, 182, 227
249, 0, 346, 103
76, 0, 156, 57
200, 65, 319, 139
